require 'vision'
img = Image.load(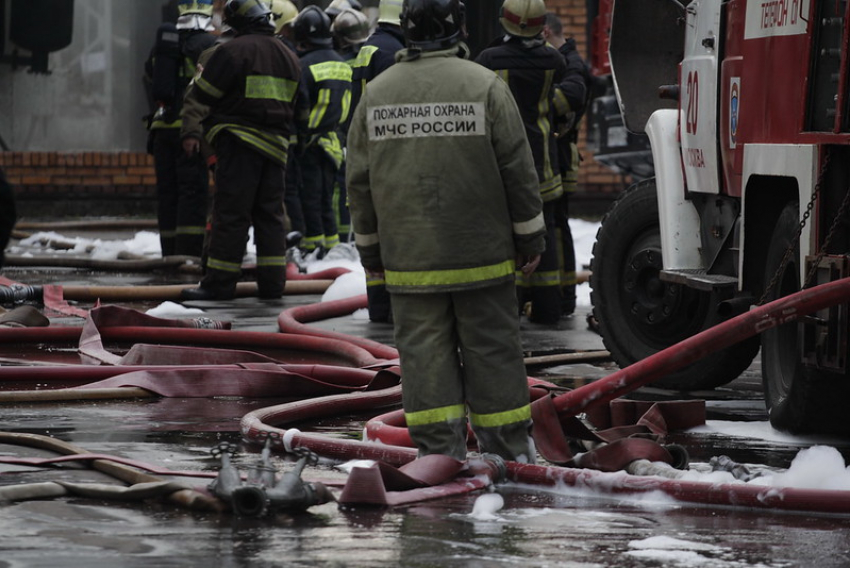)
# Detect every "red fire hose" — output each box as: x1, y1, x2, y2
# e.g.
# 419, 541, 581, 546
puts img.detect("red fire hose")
5, 277, 850, 513
242, 277, 850, 514
0, 326, 382, 378
542, 276, 850, 419
277, 294, 400, 361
